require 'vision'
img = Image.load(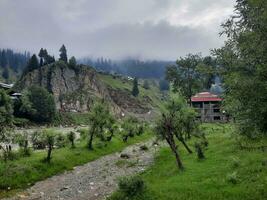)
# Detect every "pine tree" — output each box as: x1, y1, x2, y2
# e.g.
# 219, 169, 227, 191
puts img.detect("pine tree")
38, 48, 45, 66
2, 66, 9, 80
59, 45, 67, 63
132, 78, 139, 97
23, 54, 39, 74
